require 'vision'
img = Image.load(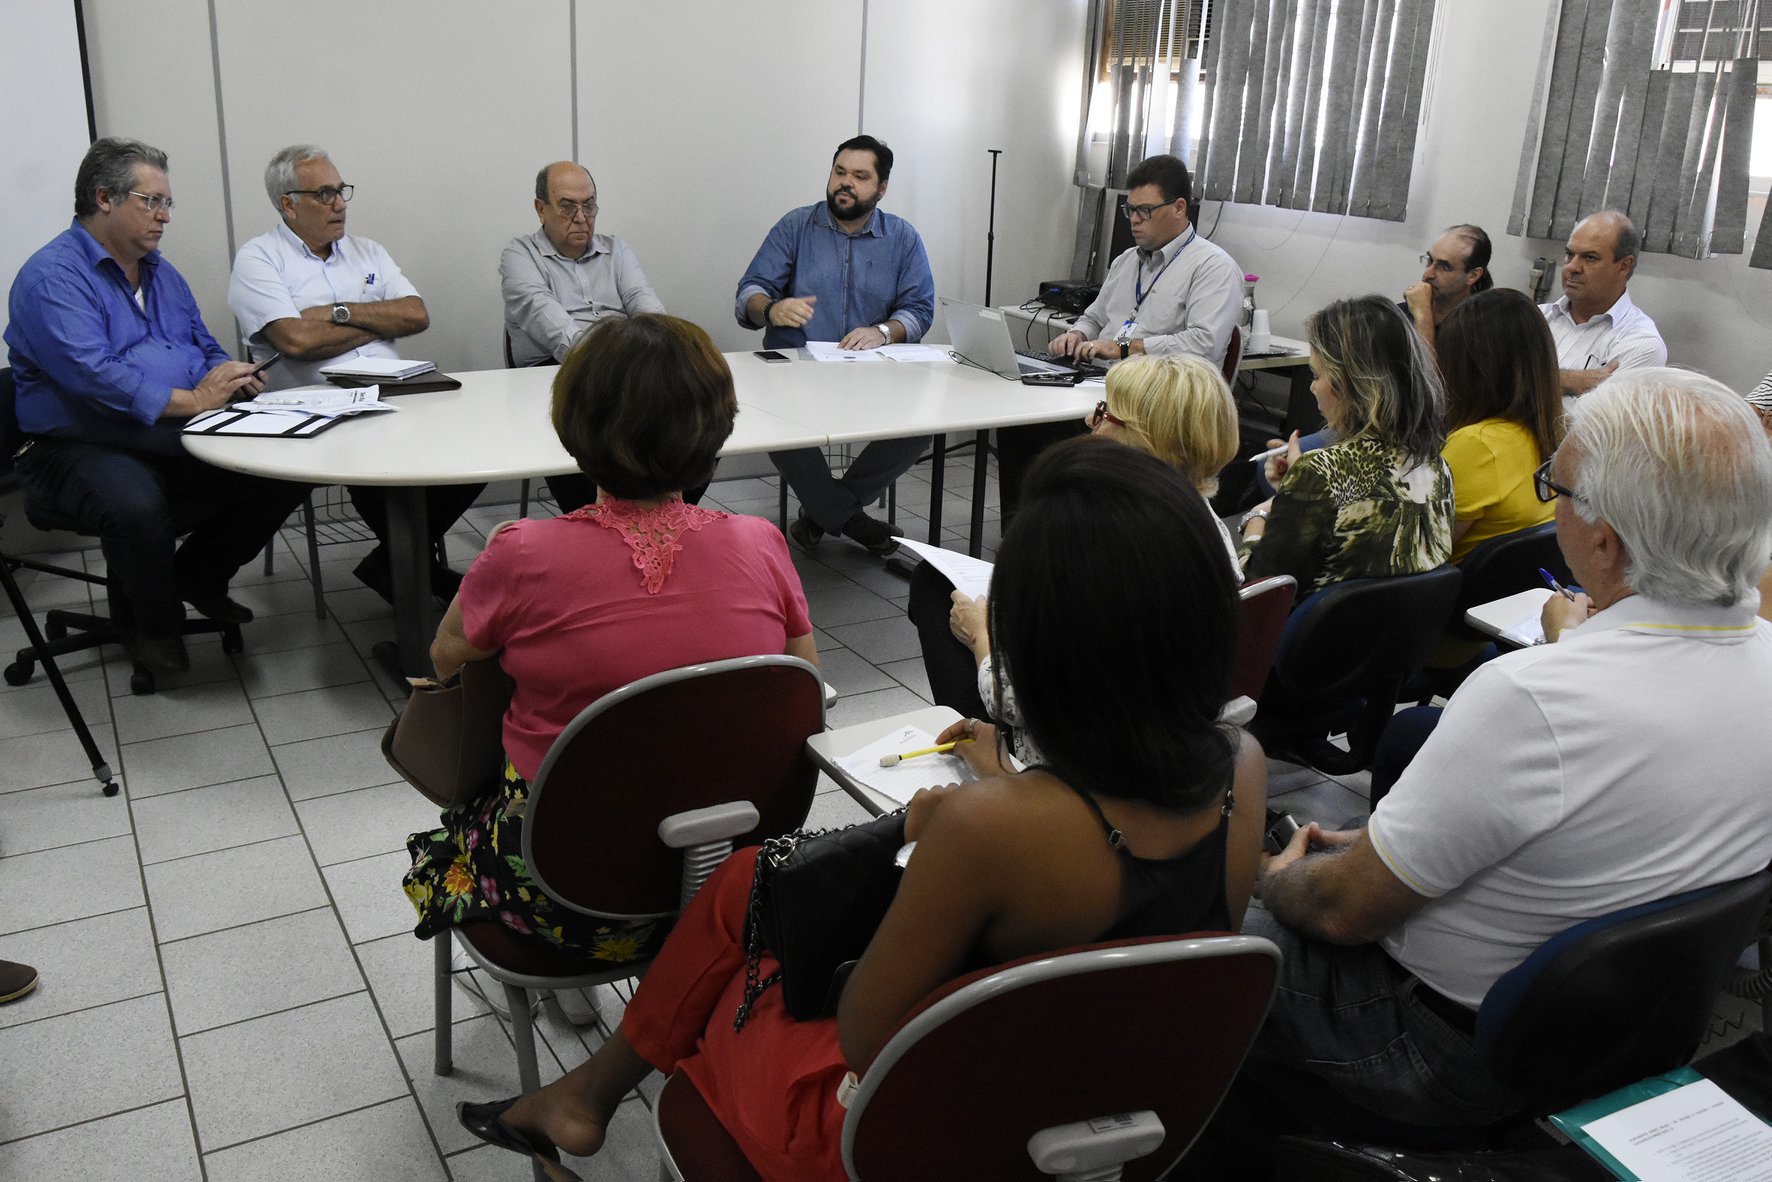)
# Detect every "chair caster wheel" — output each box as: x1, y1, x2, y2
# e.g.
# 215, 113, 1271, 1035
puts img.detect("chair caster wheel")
130, 667, 156, 695
102, 779, 121, 797
3, 660, 32, 687
221, 626, 244, 655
